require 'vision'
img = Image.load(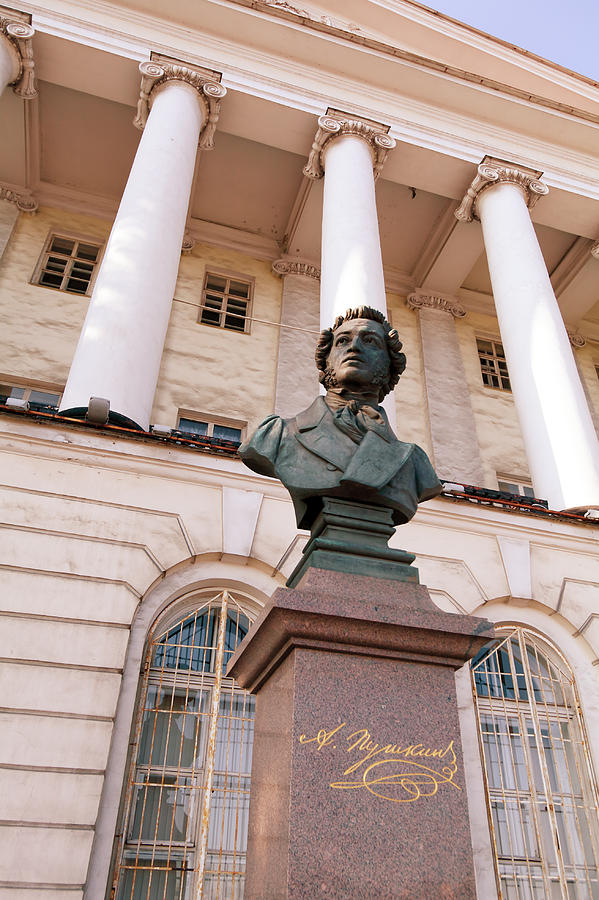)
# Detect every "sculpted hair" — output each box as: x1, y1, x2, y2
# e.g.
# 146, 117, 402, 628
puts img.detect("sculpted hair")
315, 305, 407, 401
